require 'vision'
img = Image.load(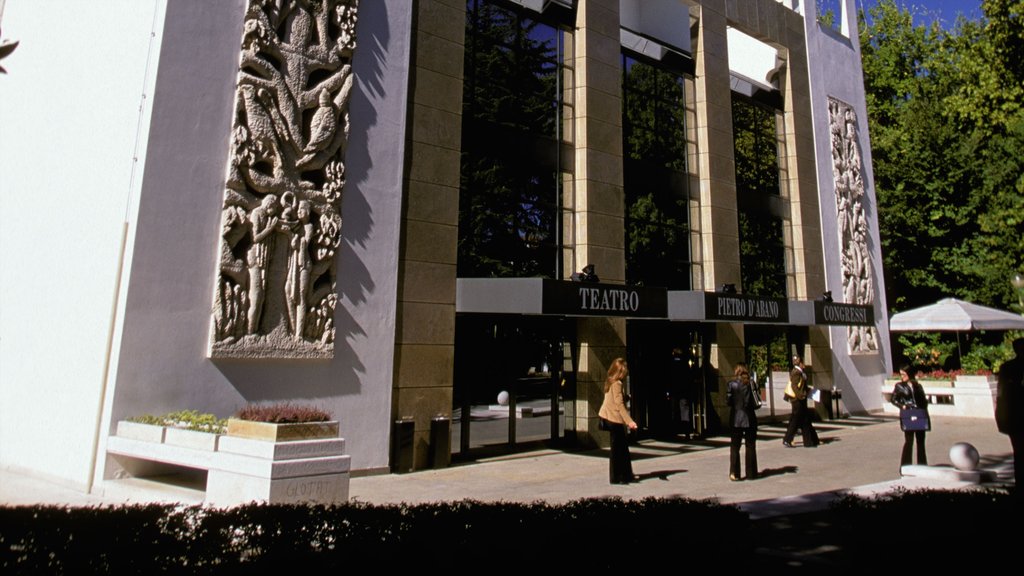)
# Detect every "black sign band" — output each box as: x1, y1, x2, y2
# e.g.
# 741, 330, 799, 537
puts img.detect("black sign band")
814, 302, 874, 326
704, 293, 789, 323
542, 281, 667, 318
